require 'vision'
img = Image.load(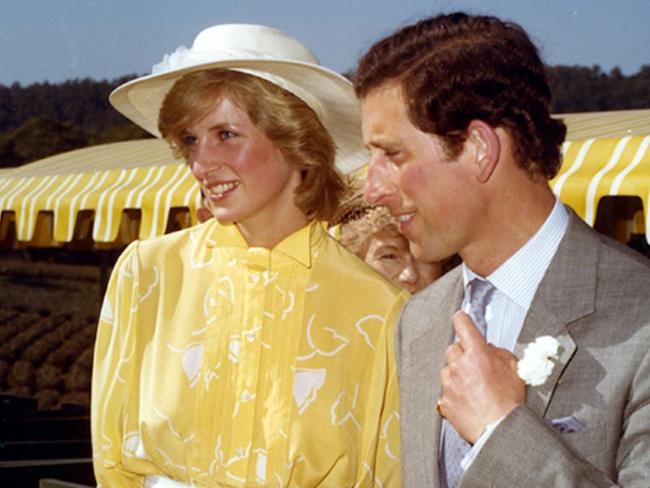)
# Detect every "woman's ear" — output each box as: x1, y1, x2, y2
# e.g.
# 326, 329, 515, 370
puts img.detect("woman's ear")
467, 120, 500, 183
